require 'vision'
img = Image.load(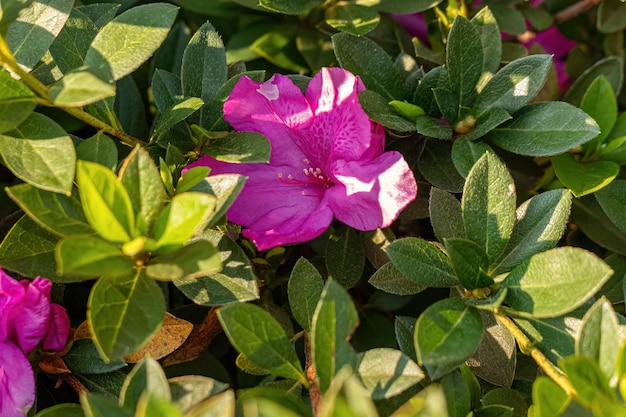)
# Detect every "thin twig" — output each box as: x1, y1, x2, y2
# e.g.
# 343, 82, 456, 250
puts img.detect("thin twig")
554, 0, 603, 25
305, 333, 322, 416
